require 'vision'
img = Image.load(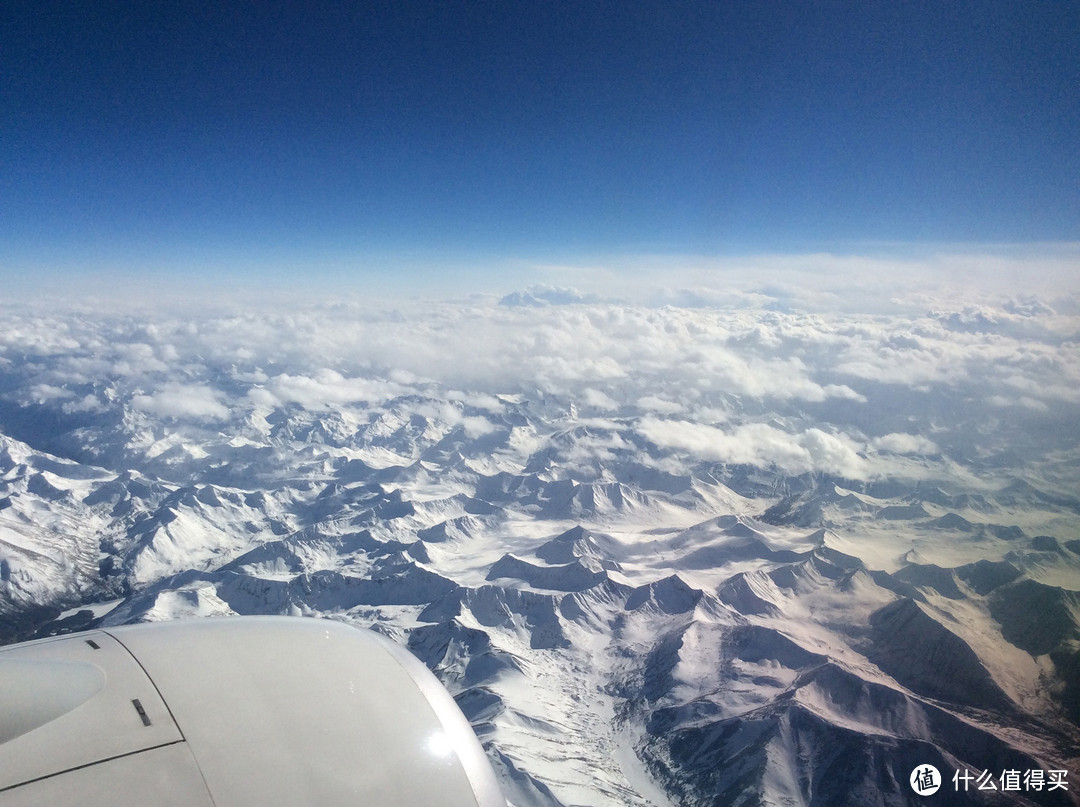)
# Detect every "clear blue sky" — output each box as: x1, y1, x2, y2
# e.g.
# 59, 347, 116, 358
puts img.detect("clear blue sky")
3, 1, 1078, 284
